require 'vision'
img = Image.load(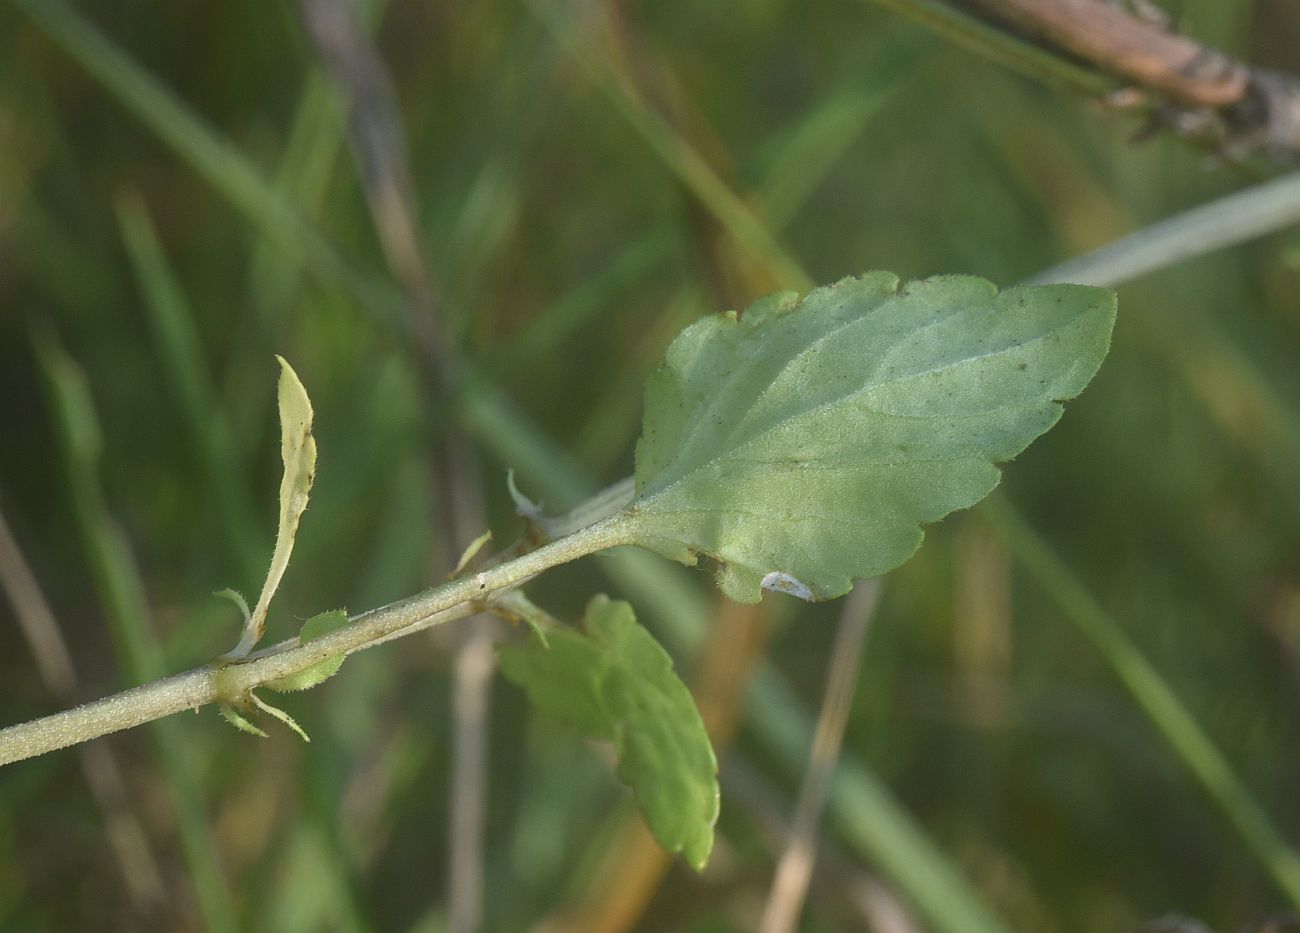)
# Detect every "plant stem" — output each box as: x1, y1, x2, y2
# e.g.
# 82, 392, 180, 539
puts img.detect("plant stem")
0, 514, 634, 768
1028, 168, 1300, 287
